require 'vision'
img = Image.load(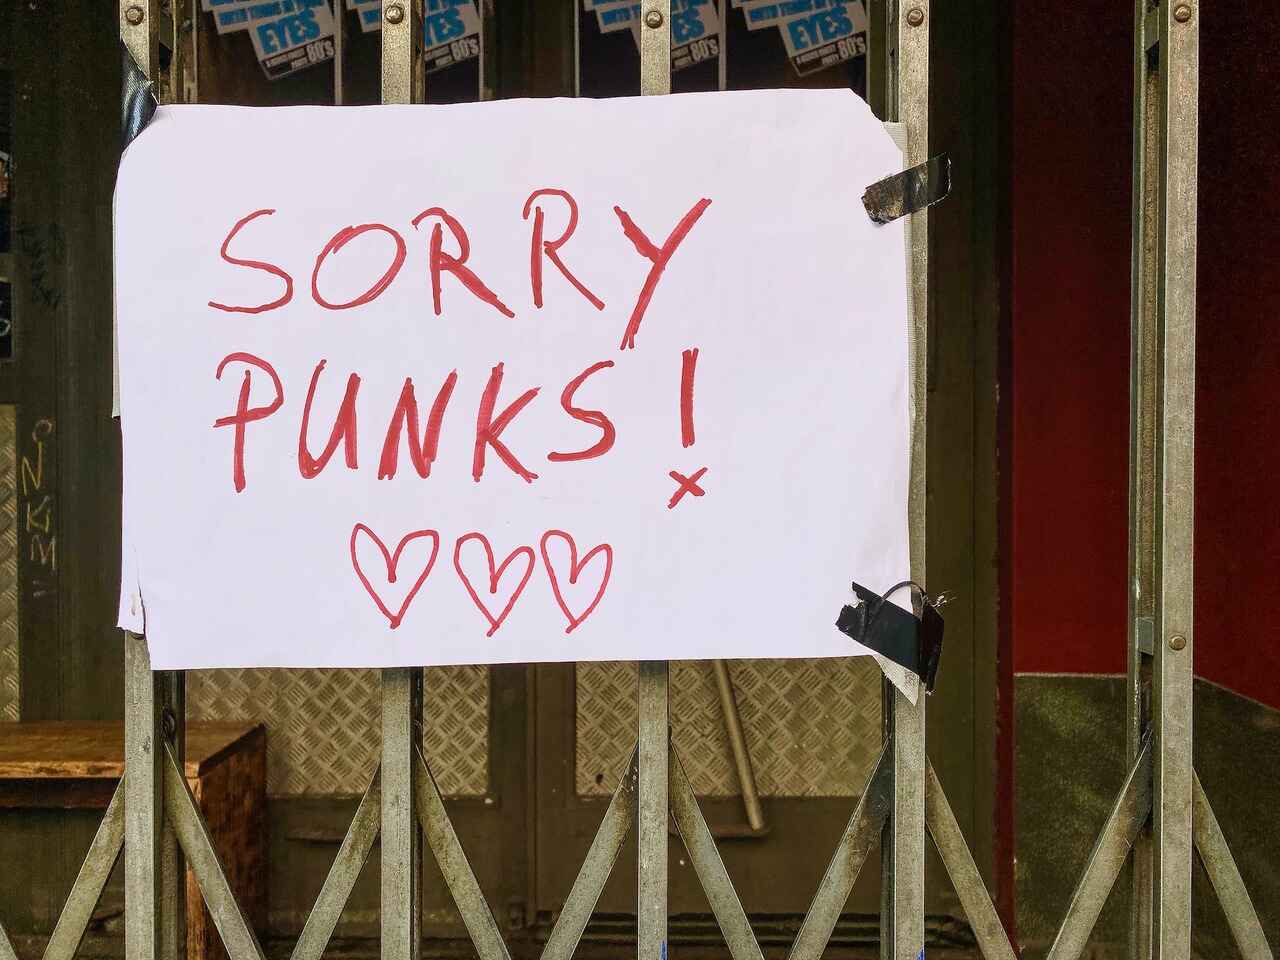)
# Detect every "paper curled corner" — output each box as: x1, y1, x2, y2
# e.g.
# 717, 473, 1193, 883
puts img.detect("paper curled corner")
836, 580, 946, 693
862, 154, 951, 225
121, 41, 157, 149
